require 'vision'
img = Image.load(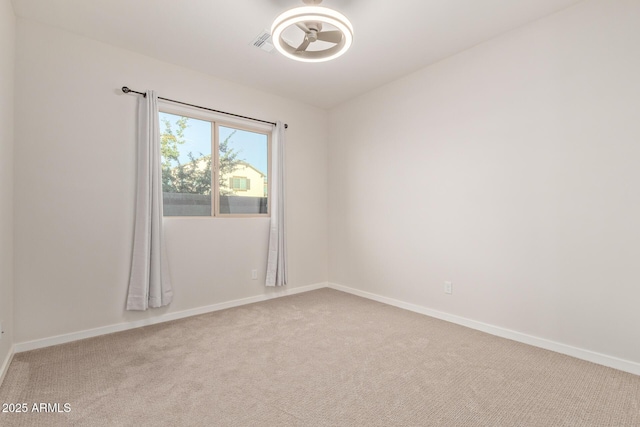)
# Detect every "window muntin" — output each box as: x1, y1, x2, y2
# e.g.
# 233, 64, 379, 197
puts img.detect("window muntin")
159, 110, 270, 217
